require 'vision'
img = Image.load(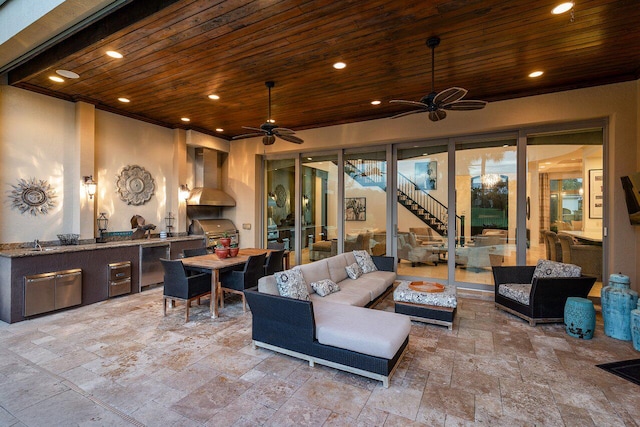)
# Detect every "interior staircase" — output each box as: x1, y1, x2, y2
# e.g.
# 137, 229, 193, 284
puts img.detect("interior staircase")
344, 160, 465, 242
